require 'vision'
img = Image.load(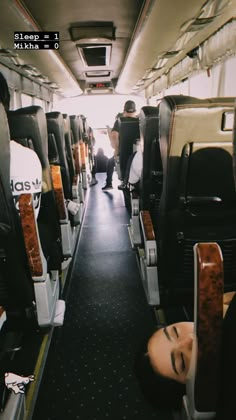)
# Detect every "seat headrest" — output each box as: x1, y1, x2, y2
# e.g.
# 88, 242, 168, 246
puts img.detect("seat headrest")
63, 114, 70, 135
139, 106, 159, 142
46, 112, 64, 133
70, 115, 83, 144
46, 112, 72, 199
0, 103, 11, 203
7, 106, 49, 171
